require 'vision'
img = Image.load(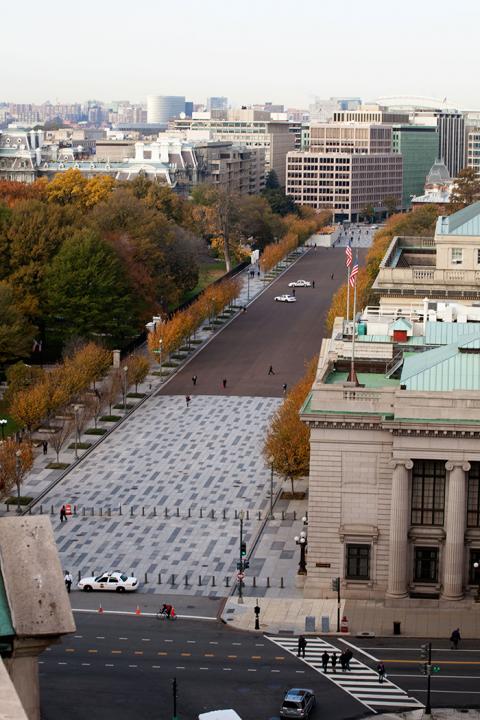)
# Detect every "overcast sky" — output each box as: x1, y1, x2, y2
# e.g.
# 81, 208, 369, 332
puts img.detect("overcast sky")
2, 0, 478, 109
